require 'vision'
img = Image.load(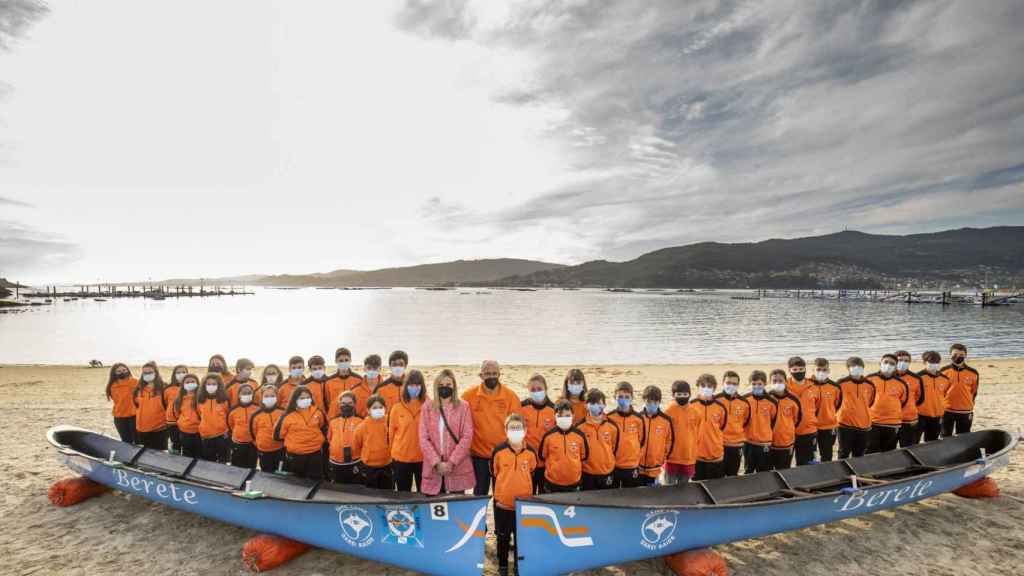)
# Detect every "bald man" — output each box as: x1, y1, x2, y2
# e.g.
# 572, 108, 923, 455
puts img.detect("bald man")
462, 360, 523, 496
